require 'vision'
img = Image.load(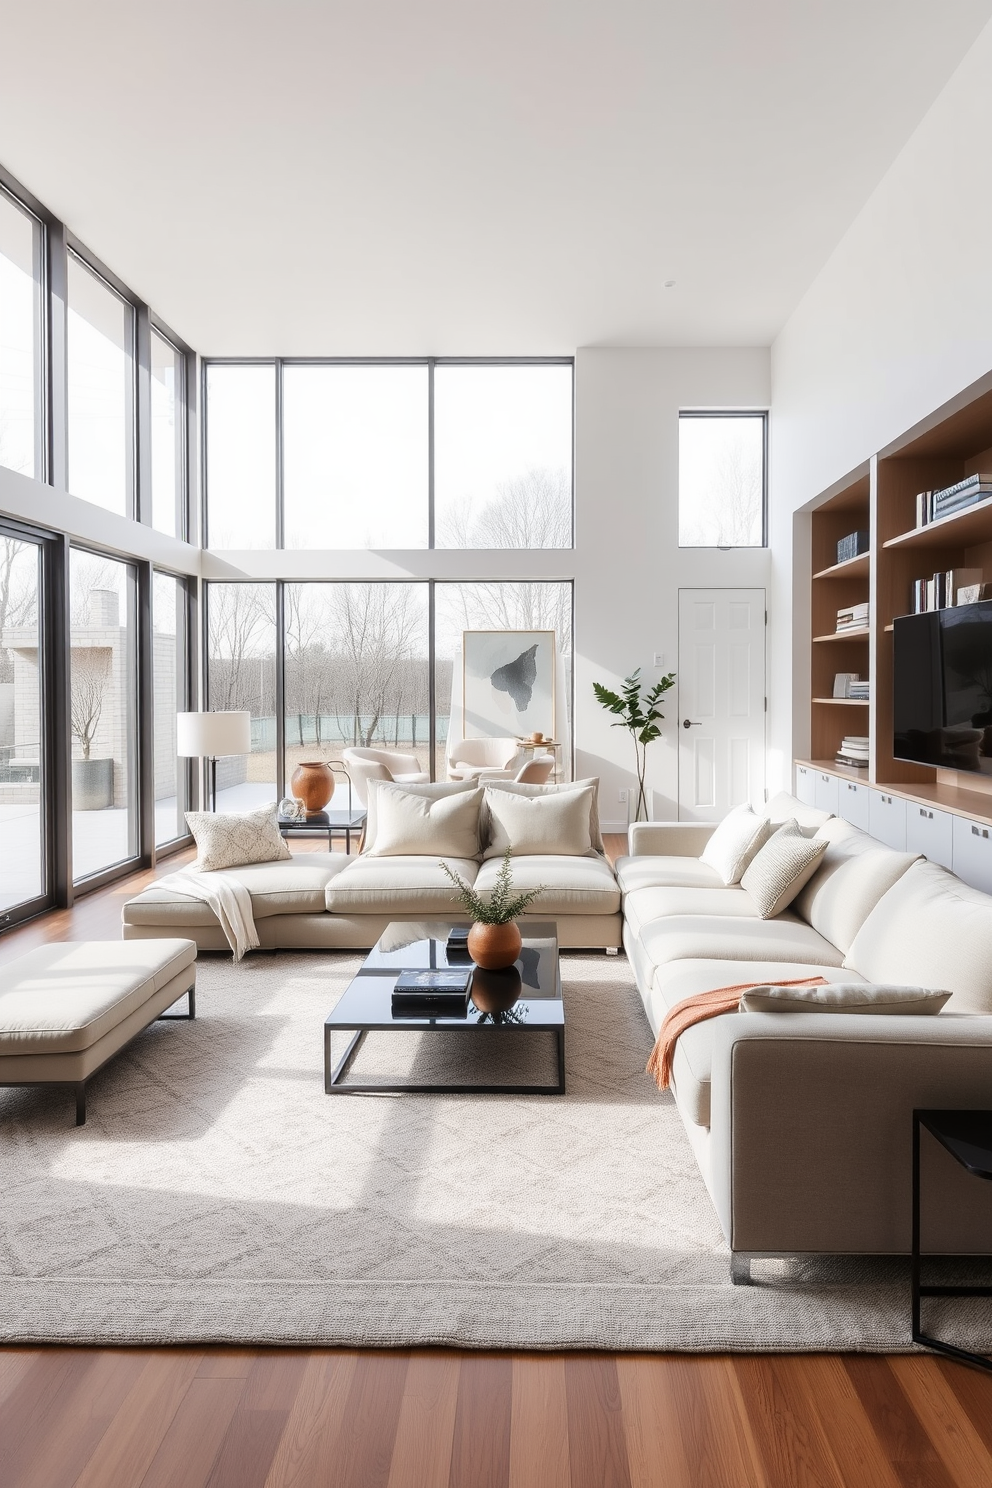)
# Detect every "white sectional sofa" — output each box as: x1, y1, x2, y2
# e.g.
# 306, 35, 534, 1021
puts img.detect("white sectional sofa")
617, 792, 992, 1276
